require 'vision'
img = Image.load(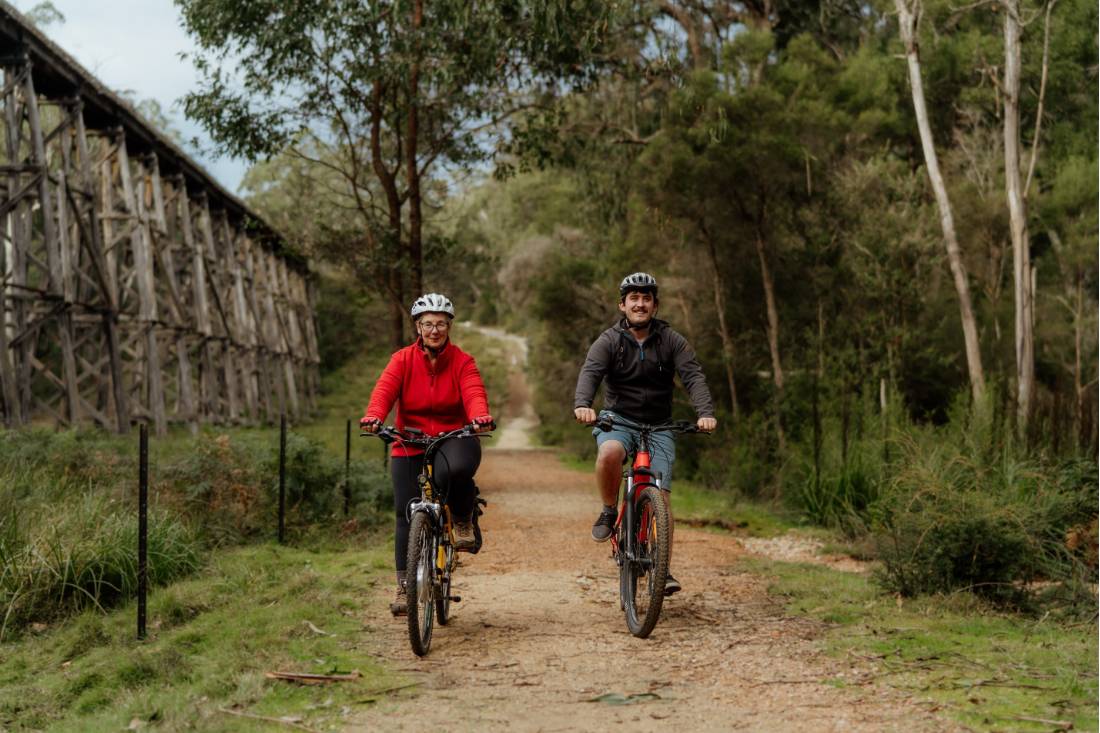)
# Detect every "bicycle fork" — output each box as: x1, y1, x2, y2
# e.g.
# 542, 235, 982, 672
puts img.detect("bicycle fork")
616, 449, 656, 567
